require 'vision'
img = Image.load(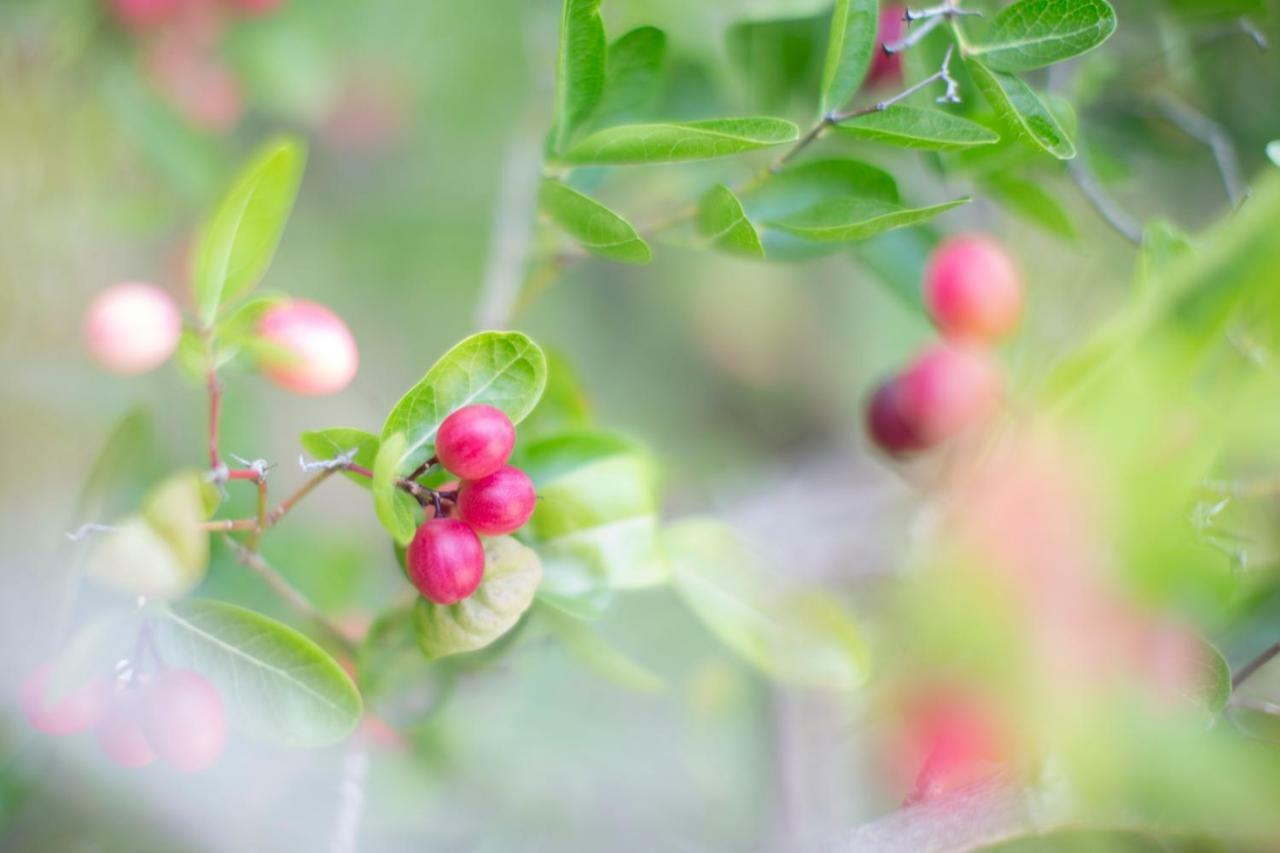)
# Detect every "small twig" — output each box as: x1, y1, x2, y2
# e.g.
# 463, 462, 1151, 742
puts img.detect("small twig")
198, 518, 259, 532
207, 373, 224, 472
1232, 643, 1280, 691
268, 468, 339, 526
475, 124, 544, 331
1067, 156, 1142, 245
832, 45, 960, 122
885, 13, 944, 54
1150, 93, 1245, 207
